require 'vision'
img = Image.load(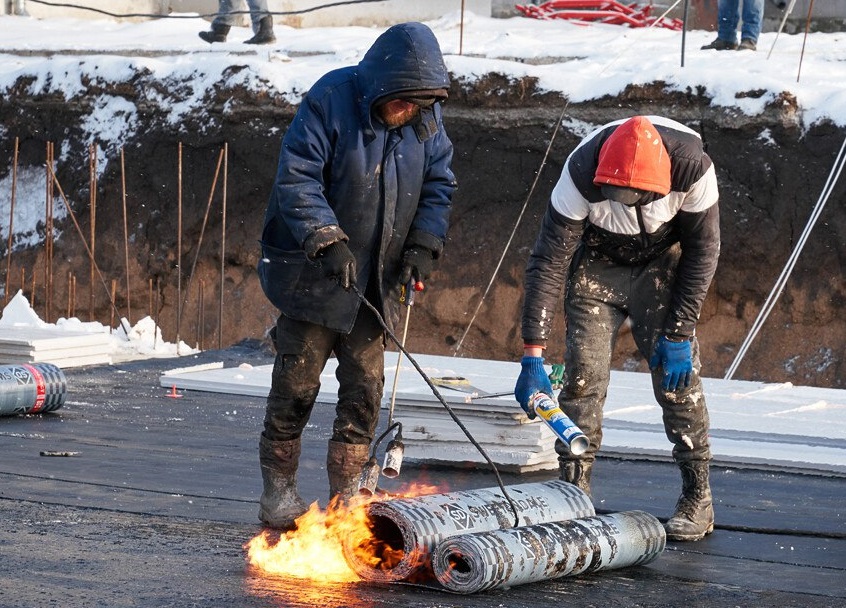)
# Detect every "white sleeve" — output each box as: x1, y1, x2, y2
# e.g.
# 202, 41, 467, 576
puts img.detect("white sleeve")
681, 163, 719, 213
550, 164, 590, 221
